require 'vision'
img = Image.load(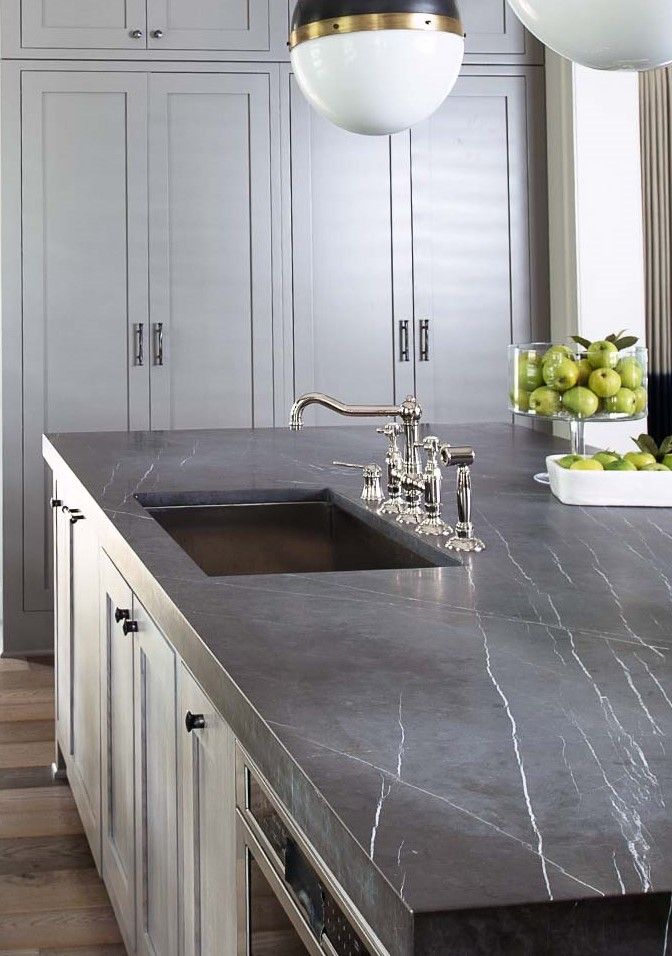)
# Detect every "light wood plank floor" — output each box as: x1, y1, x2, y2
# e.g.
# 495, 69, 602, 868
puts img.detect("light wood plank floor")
0, 657, 126, 955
